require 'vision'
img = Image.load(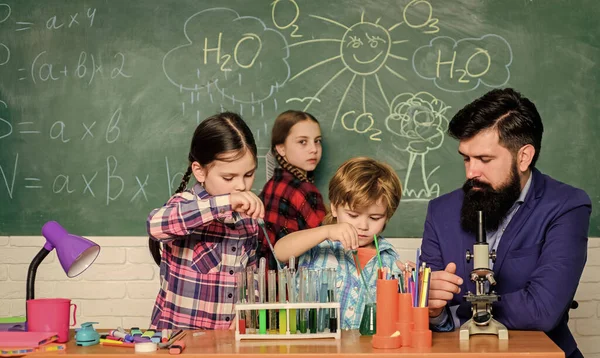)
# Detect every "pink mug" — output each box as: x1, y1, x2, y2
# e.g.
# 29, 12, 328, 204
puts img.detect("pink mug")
27, 298, 77, 343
